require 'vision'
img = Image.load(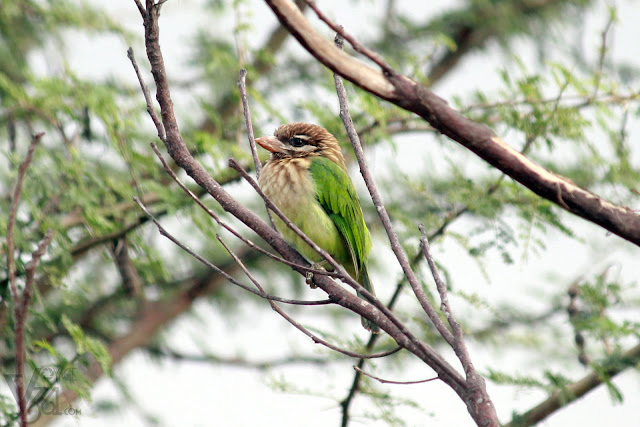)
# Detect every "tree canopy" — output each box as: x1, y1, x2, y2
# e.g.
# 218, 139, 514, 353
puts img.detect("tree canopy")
1, 1, 639, 426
